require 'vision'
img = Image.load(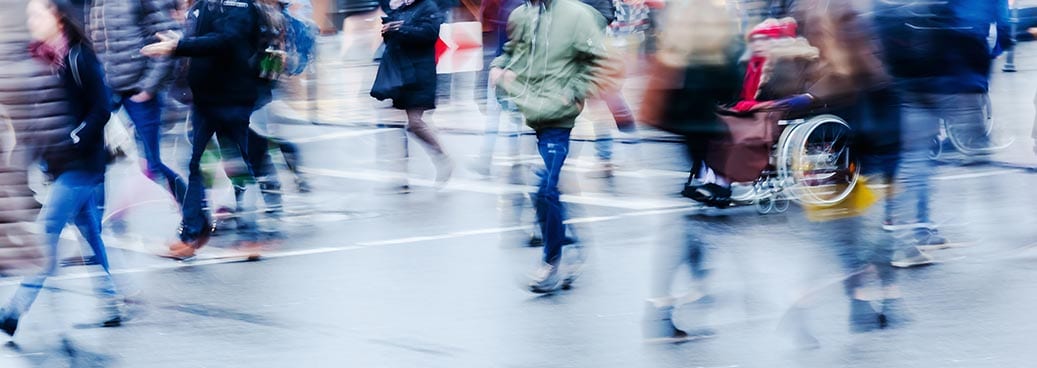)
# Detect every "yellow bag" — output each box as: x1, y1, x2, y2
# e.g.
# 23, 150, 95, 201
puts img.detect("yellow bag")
802, 177, 879, 222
